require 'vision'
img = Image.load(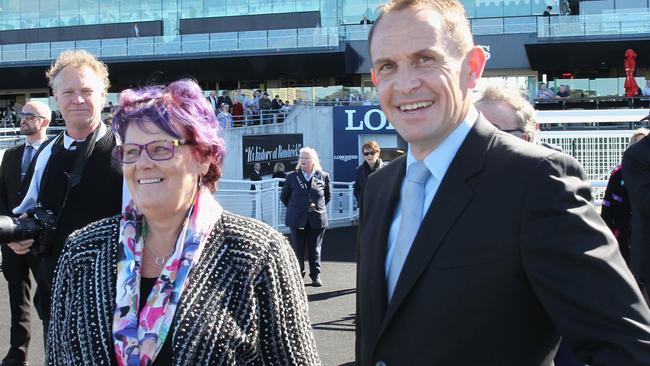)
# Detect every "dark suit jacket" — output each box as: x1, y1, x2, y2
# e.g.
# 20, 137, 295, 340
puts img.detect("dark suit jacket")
280, 170, 331, 229
623, 135, 650, 283
356, 117, 650, 365
0, 144, 32, 216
